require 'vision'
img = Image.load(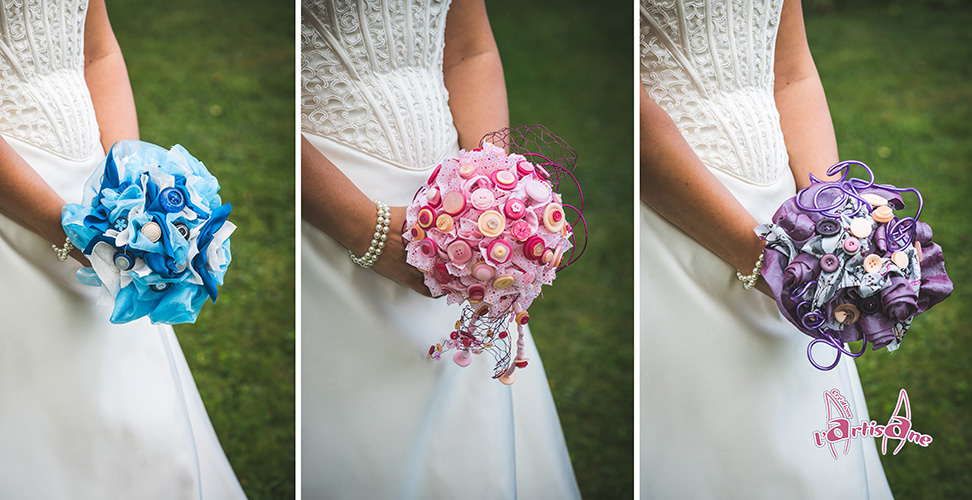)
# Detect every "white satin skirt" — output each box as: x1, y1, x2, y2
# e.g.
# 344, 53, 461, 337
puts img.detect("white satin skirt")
0, 135, 245, 499
301, 131, 580, 499
640, 168, 894, 499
